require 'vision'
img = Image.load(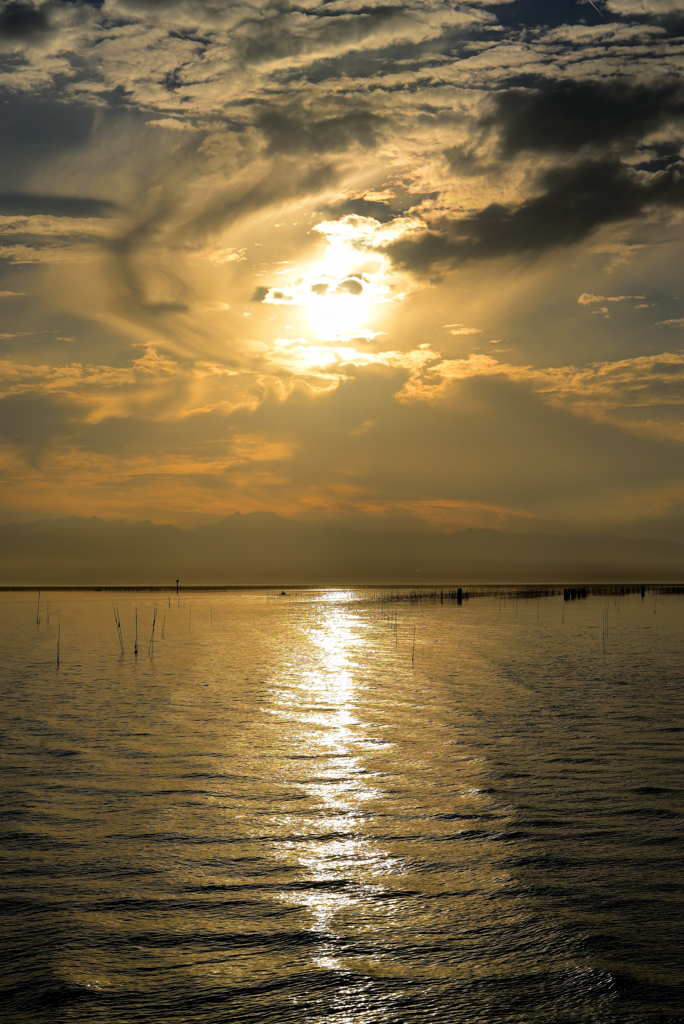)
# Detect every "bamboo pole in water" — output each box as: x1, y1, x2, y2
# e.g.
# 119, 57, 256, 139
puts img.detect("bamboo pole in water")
113, 604, 124, 656
148, 602, 158, 656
